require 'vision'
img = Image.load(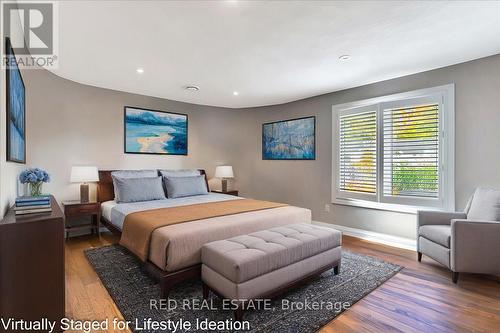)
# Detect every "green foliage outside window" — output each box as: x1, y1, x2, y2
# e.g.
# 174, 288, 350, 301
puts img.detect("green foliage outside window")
390, 105, 438, 195
392, 164, 438, 194
341, 105, 439, 196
